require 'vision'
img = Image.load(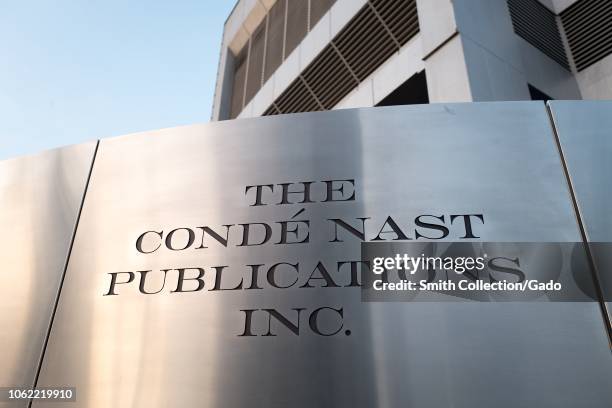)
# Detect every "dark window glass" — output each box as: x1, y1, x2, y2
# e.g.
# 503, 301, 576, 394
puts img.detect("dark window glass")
376, 71, 429, 106
528, 84, 553, 101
